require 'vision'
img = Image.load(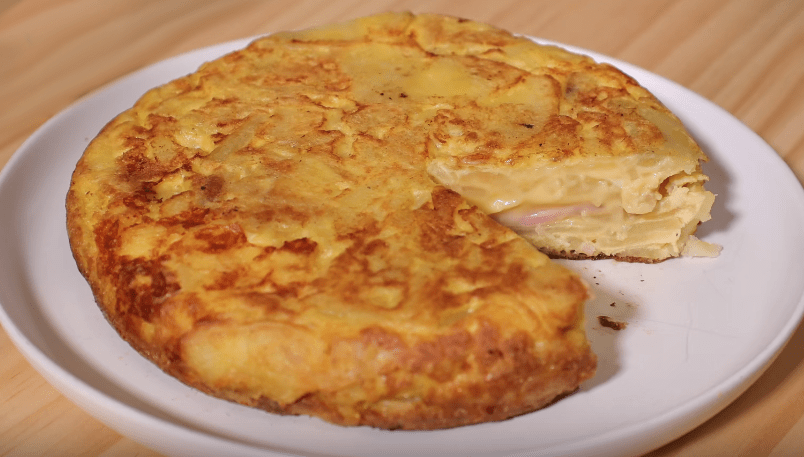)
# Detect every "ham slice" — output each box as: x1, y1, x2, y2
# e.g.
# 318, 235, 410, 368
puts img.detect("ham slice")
491, 203, 601, 230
